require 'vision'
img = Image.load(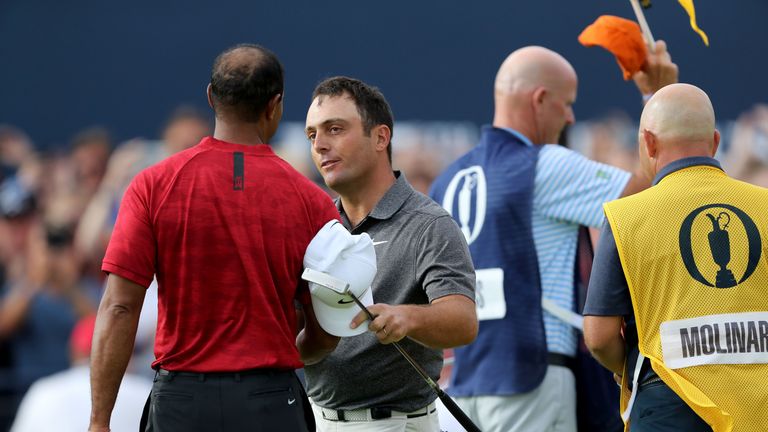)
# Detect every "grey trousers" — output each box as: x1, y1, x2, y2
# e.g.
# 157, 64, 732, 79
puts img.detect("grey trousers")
454, 365, 577, 432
